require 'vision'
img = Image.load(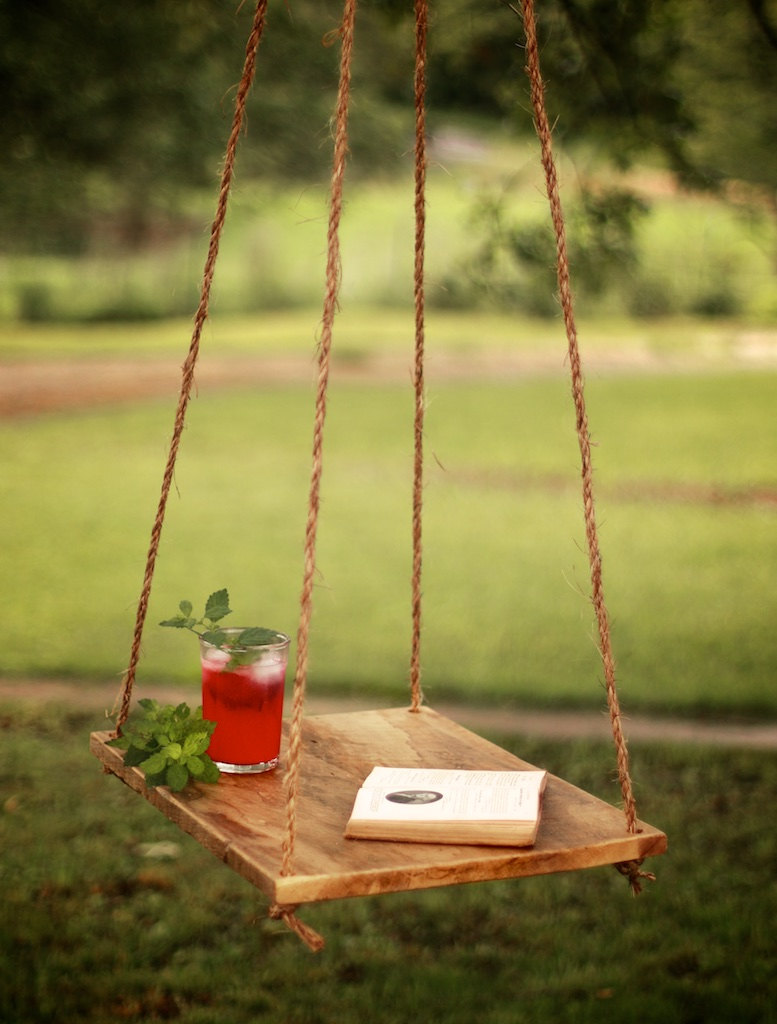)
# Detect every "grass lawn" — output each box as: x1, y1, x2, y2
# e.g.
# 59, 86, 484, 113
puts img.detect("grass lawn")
0, 305, 771, 362
1, 310, 775, 1023
1, 702, 775, 1023
1, 347, 775, 717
